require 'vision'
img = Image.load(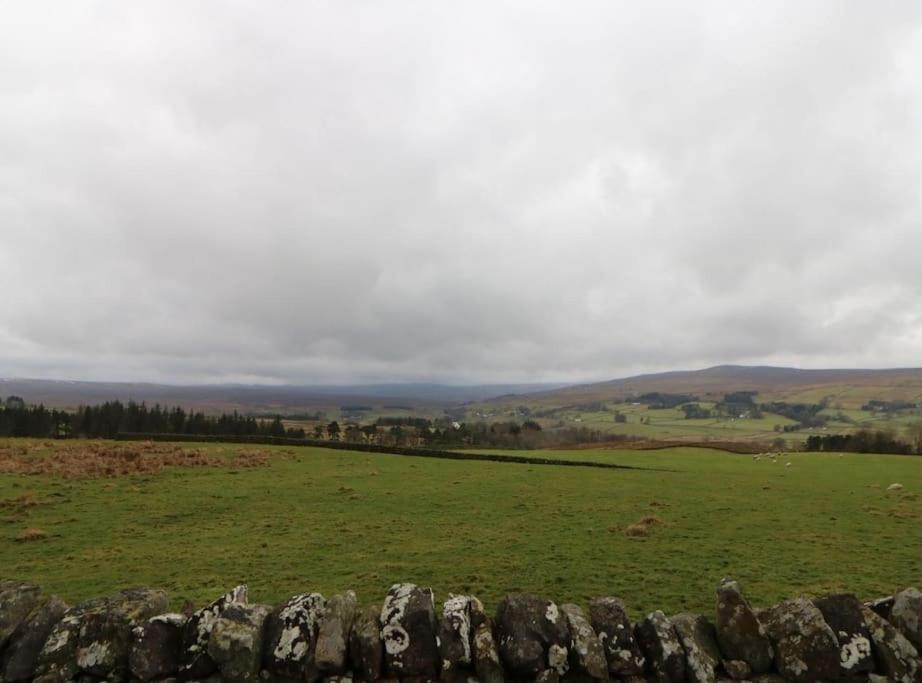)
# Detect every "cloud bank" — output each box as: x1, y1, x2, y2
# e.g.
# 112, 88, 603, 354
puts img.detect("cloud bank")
2, 2, 922, 383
